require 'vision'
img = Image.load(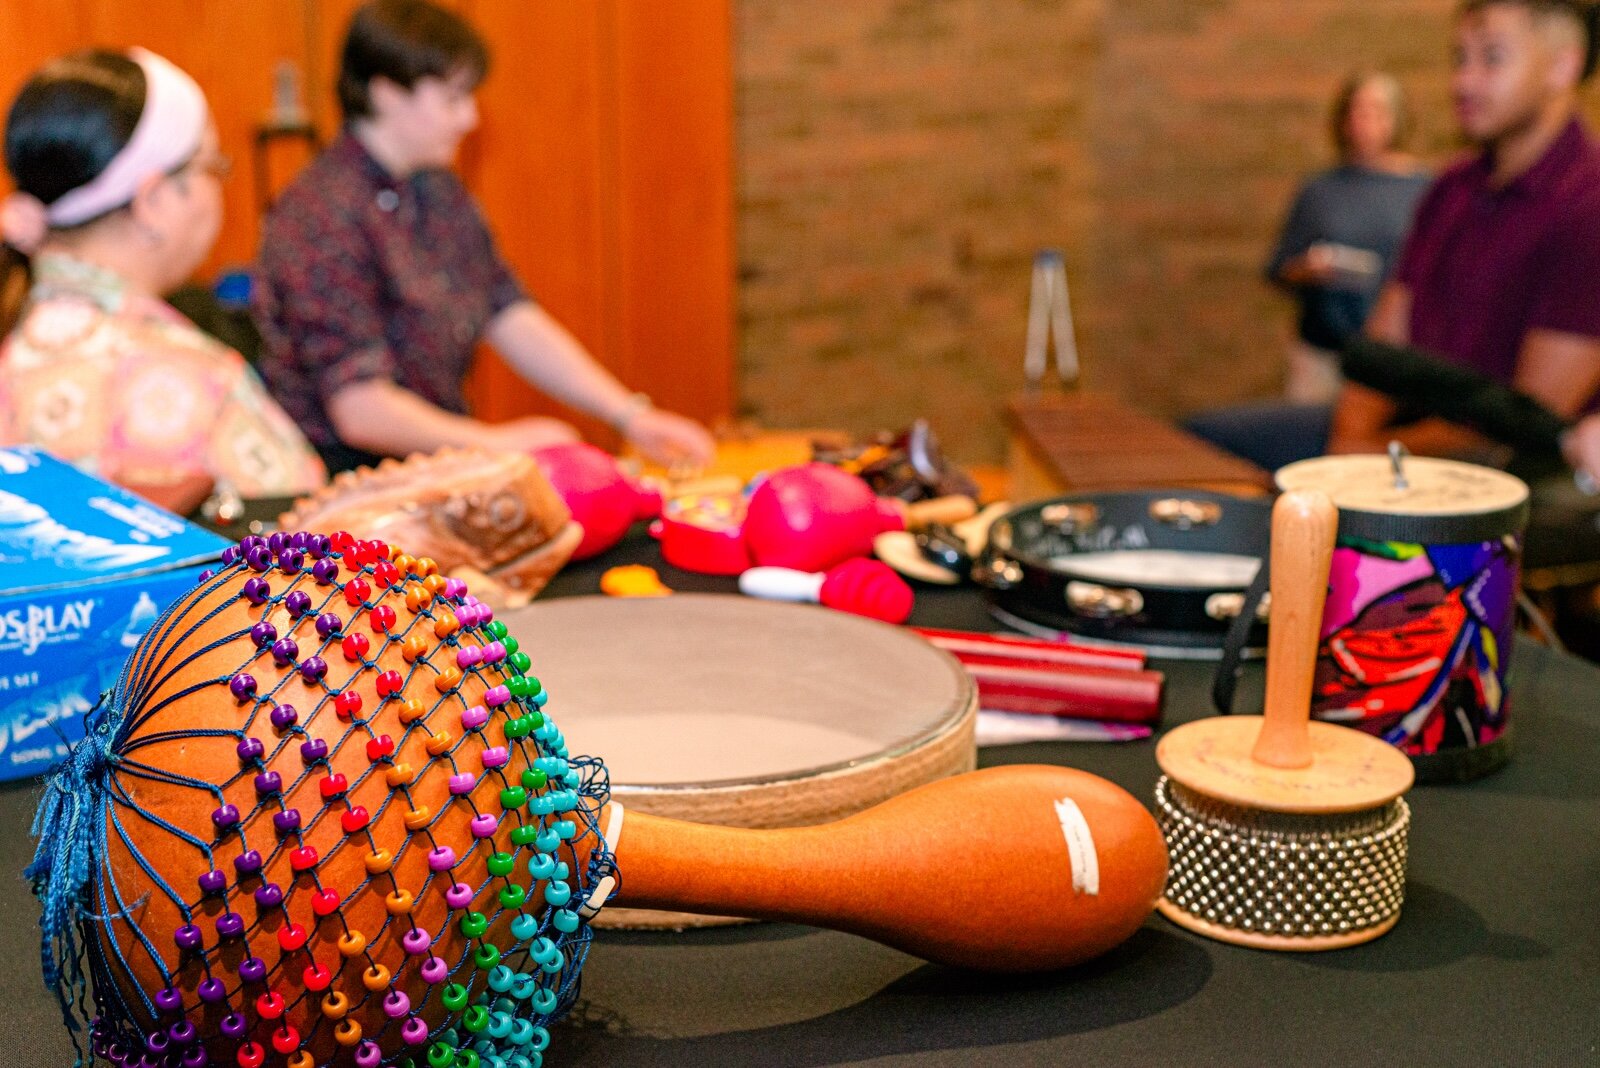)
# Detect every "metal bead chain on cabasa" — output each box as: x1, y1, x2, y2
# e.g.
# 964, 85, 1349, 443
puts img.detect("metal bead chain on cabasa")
1154, 777, 1409, 939
27, 529, 616, 1068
